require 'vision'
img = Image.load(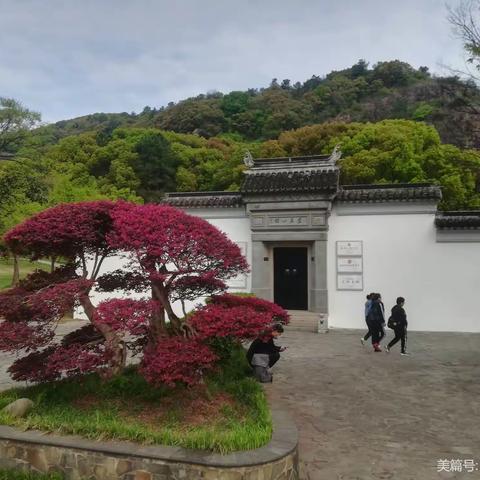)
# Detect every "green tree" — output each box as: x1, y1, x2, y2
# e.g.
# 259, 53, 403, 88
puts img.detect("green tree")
276, 120, 480, 209
371, 60, 422, 88
0, 97, 41, 152
133, 131, 179, 200
157, 98, 226, 138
